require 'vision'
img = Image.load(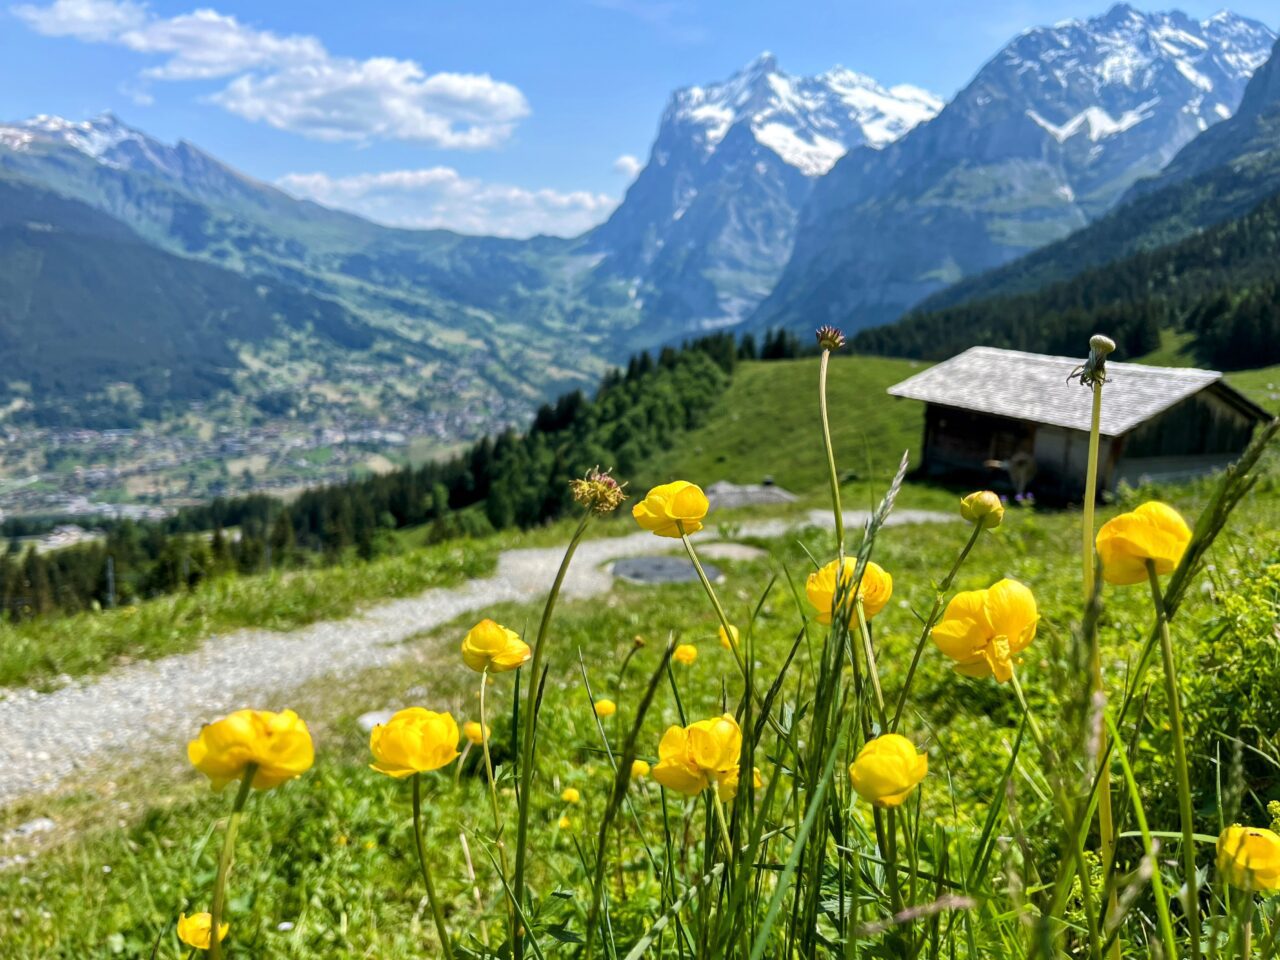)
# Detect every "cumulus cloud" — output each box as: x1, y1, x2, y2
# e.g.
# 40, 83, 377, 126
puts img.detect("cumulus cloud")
11, 0, 529, 147
277, 168, 619, 239
613, 153, 644, 178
